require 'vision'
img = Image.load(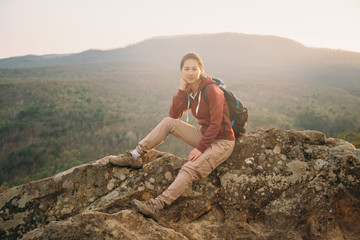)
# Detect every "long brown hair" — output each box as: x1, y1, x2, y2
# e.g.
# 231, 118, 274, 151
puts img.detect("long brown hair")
180, 52, 207, 79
